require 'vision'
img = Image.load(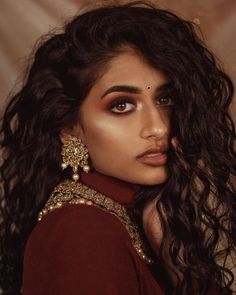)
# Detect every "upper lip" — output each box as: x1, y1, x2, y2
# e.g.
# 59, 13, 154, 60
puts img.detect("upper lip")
137, 147, 168, 158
